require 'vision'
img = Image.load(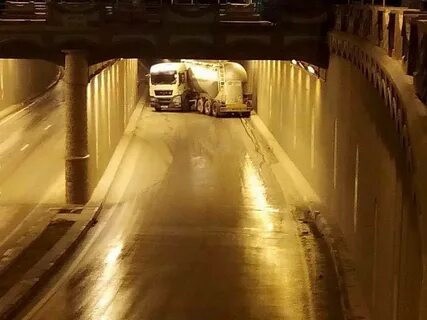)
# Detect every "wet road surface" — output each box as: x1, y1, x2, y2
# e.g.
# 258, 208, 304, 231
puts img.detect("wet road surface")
0, 81, 64, 204
0, 82, 65, 250
22, 109, 343, 320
